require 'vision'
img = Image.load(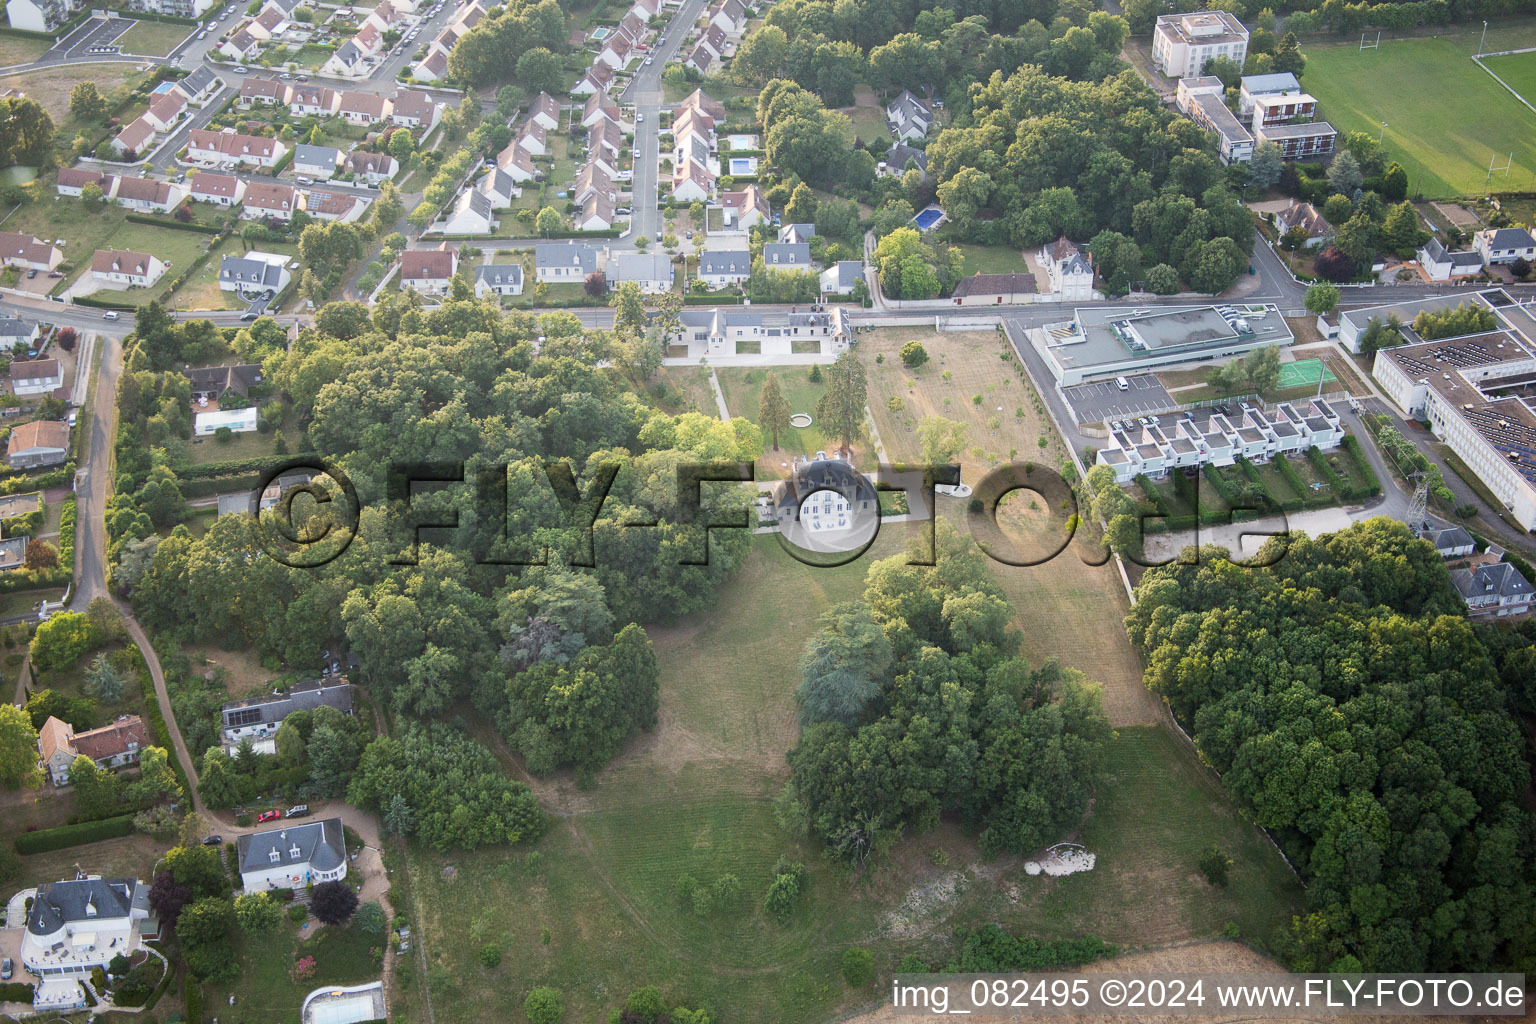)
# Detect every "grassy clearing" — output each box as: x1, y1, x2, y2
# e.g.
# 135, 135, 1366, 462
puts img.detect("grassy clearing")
170, 235, 295, 312
13, 833, 166, 891
0, 64, 143, 122
0, 32, 50, 64
118, 19, 193, 57
712, 365, 866, 476
647, 365, 718, 417
0, 197, 211, 298
201, 917, 381, 1023
185, 418, 285, 464
836, 86, 890, 146
1304, 21, 1536, 197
